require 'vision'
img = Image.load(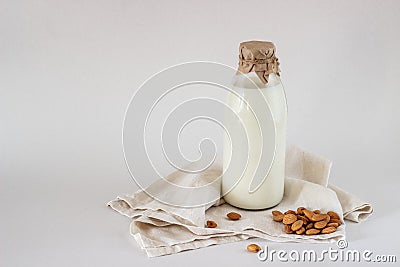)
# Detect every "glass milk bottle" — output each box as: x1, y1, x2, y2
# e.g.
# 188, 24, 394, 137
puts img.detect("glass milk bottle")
222, 41, 287, 210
